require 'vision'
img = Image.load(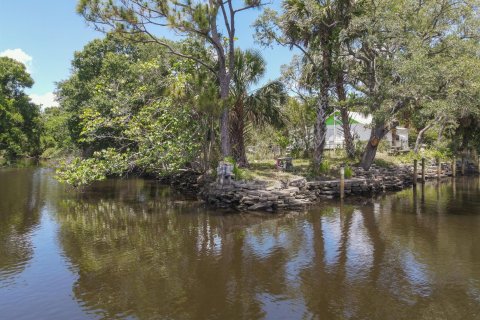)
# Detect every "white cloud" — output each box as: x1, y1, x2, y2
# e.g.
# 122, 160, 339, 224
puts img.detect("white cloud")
30, 92, 59, 110
0, 48, 33, 72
